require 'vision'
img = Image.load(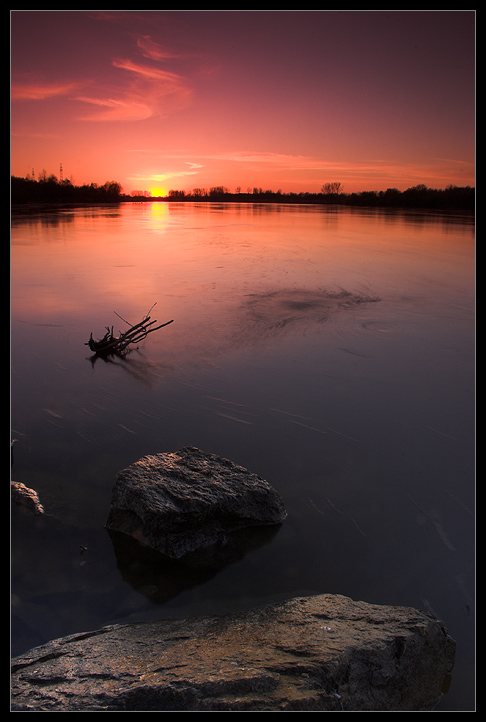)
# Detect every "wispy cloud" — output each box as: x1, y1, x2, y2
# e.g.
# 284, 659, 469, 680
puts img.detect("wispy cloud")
12, 34, 193, 124
200, 151, 474, 184
73, 94, 156, 122
136, 35, 180, 61
129, 161, 204, 186
11, 80, 82, 101
79, 37, 193, 121
112, 58, 183, 85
